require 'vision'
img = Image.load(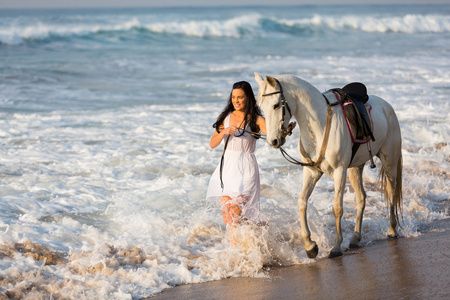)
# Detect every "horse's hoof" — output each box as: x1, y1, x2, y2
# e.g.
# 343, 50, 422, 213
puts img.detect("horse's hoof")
328, 250, 343, 259
387, 234, 399, 240
306, 245, 319, 259
349, 242, 360, 249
